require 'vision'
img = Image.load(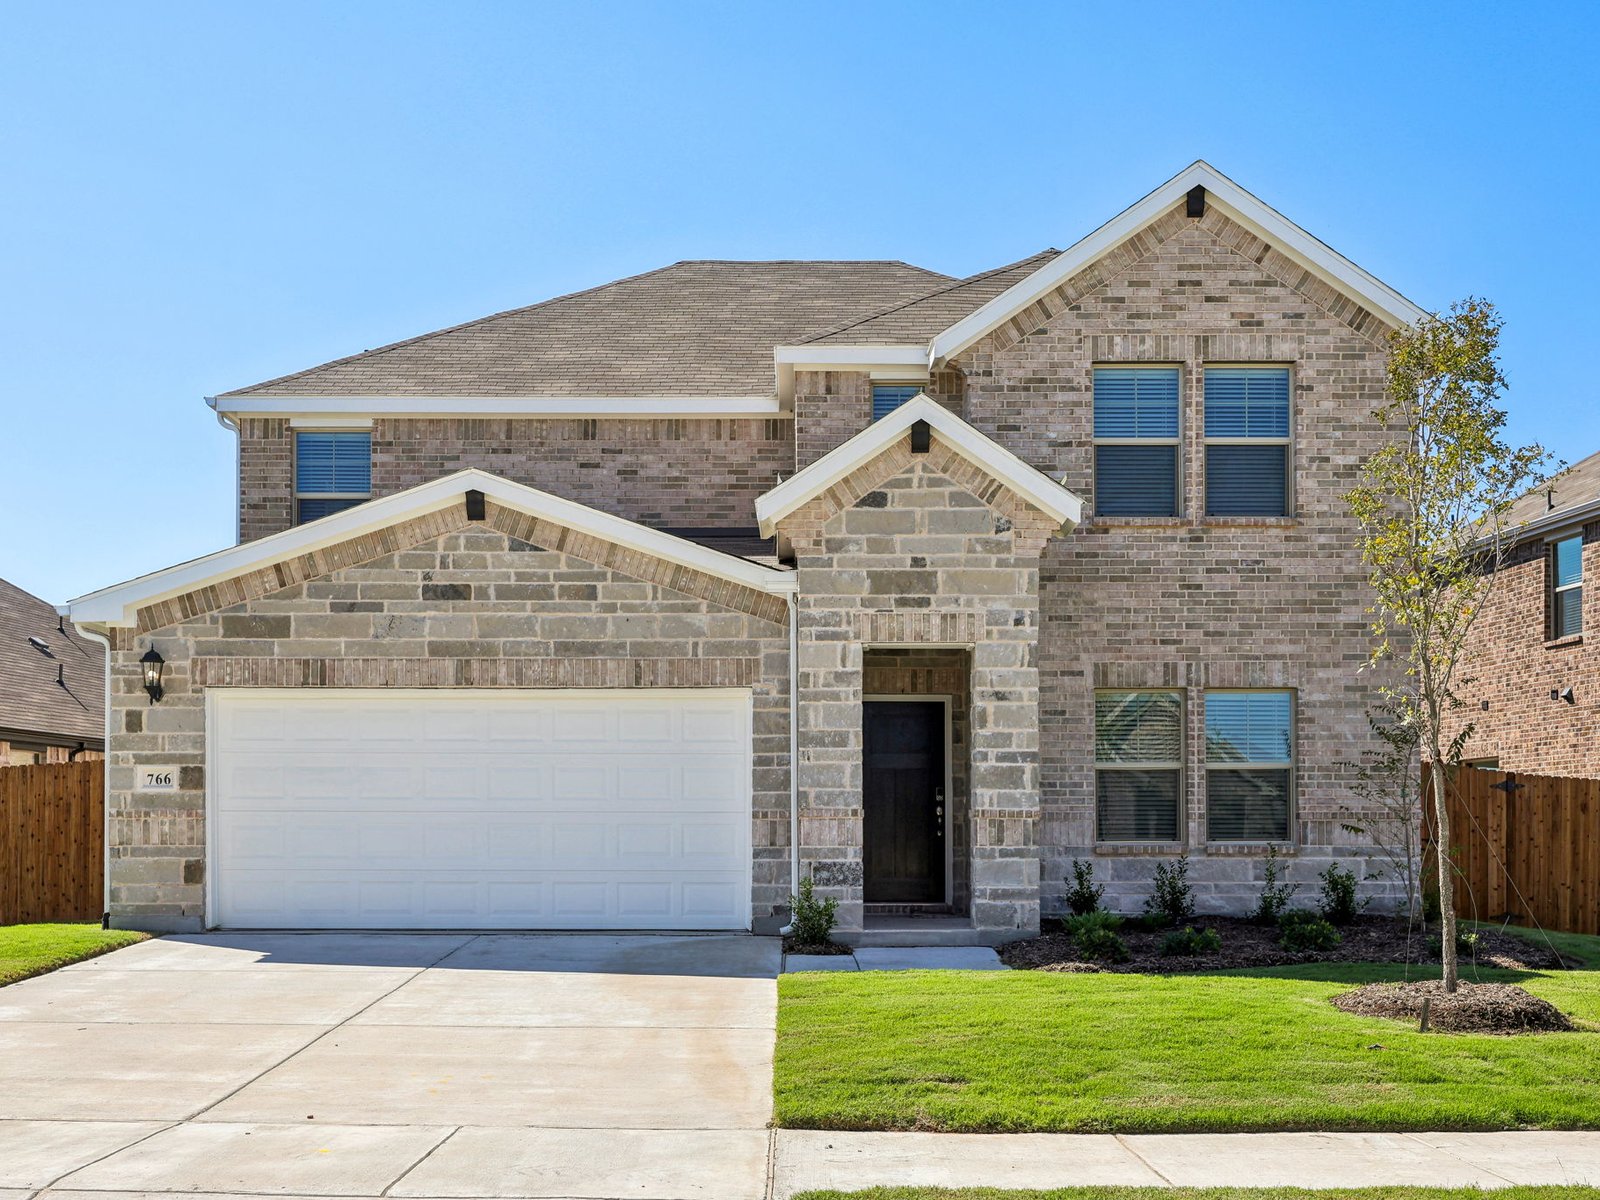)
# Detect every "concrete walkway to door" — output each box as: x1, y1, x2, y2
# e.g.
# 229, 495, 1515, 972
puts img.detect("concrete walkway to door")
0, 931, 778, 1198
